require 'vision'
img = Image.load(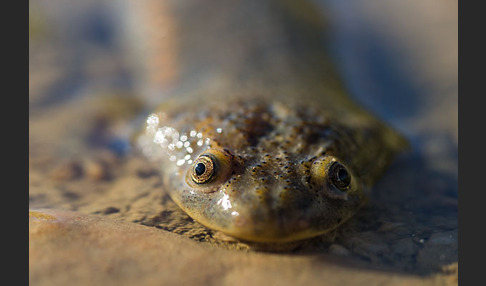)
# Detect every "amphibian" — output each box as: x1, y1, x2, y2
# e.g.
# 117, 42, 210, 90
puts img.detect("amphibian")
124, 0, 407, 242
